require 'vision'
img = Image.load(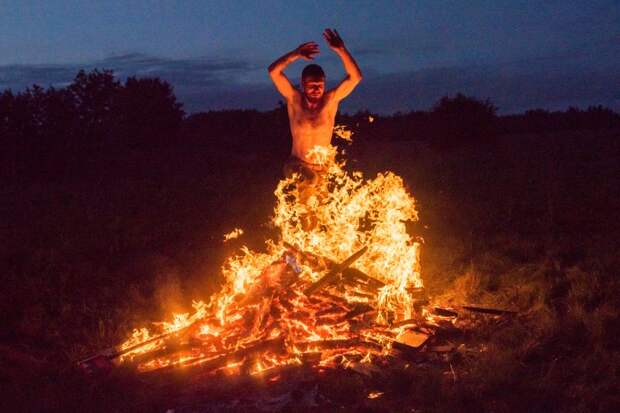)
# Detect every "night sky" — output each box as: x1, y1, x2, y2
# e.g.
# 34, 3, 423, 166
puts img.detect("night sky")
1, 0, 618, 114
